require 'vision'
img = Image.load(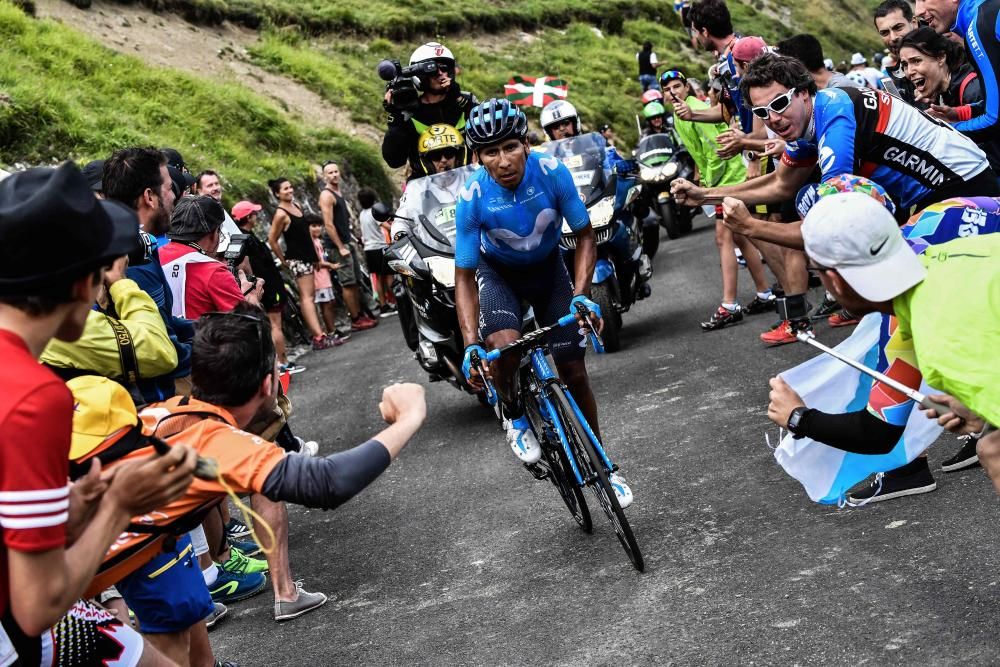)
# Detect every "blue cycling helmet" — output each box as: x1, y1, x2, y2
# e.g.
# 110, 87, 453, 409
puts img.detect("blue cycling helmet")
465, 98, 528, 151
